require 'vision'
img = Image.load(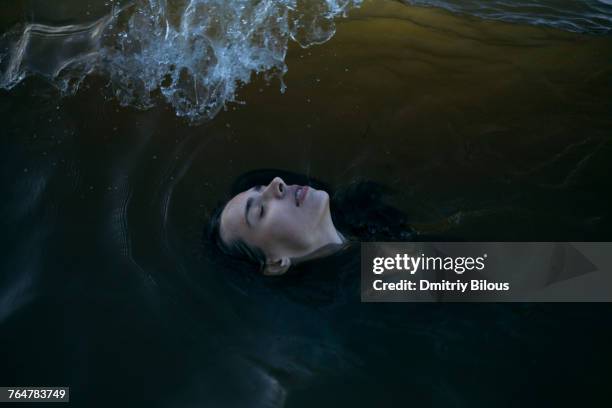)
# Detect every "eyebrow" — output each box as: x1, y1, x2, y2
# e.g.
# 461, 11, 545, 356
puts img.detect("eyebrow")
244, 185, 264, 228
245, 197, 253, 228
